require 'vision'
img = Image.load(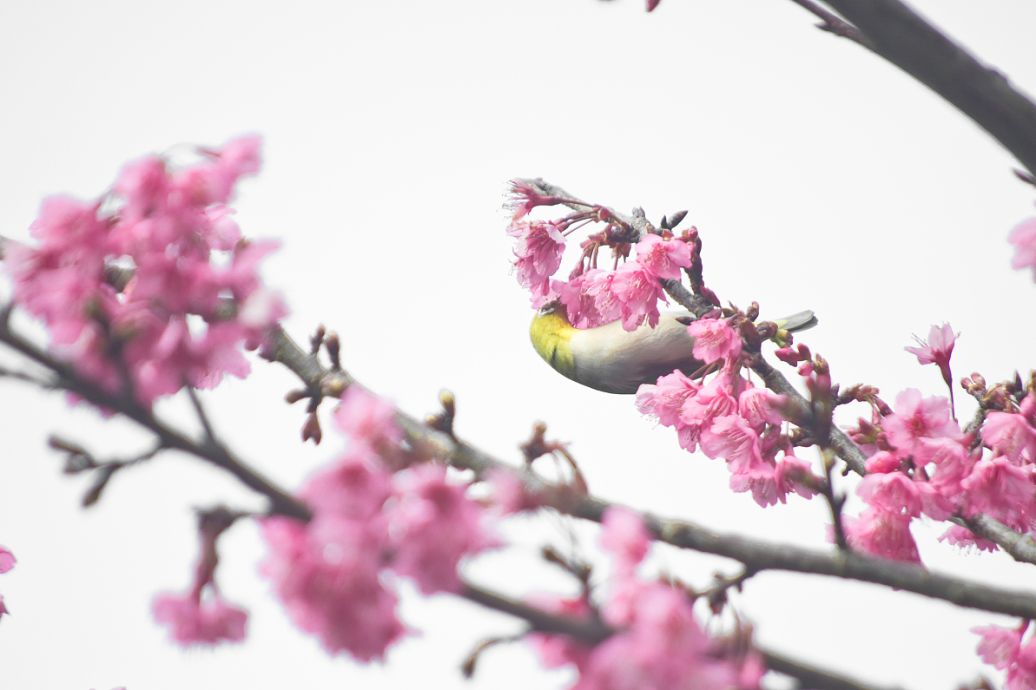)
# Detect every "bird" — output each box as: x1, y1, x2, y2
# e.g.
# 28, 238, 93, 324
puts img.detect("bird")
529, 303, 816, 394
